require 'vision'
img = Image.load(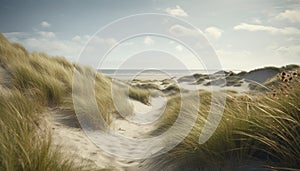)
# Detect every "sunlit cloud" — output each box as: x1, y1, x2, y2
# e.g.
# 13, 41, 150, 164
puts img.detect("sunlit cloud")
40, 21, 51, 28
275, 9, 300, 23
144, 36, 154, 46
205, 27, 223, 39
1, 0, 299, 70
252, 18, 262, 24
165, 5, 188, 17
38, 31, 56, 38
234, 23, 300, 35
4, 32, 116, 61
169, 24, 202, 37
175, 45, 183, 51
268, 44, 300, 59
